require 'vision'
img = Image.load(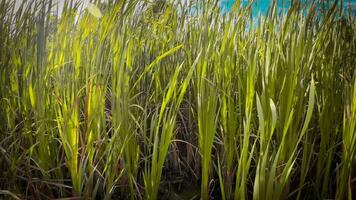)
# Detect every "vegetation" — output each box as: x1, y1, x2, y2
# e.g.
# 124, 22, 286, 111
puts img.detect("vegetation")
0, 0, 355, 199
